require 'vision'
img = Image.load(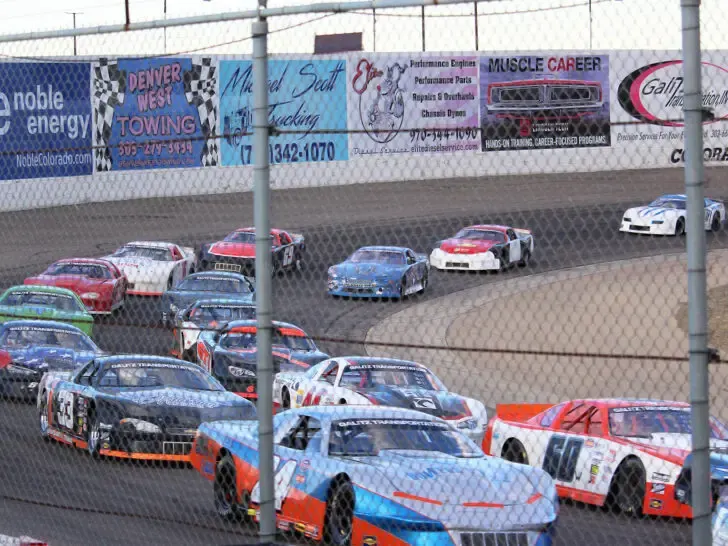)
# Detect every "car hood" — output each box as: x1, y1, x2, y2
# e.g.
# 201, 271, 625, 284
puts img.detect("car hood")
625, 206, 679, 220
0, 303, 87, 319
104, 256, 170, 277
207, 242, 256, 258
438, 238, 498, 254
290, 350, 330, 366
216, 347, 314, 373
30, 275, 107, 291
348, 450, 539, 506
331, 262, 402, 278
8, 346, 98, 371
165, 291, 254, 308
356, 386, 471, 420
